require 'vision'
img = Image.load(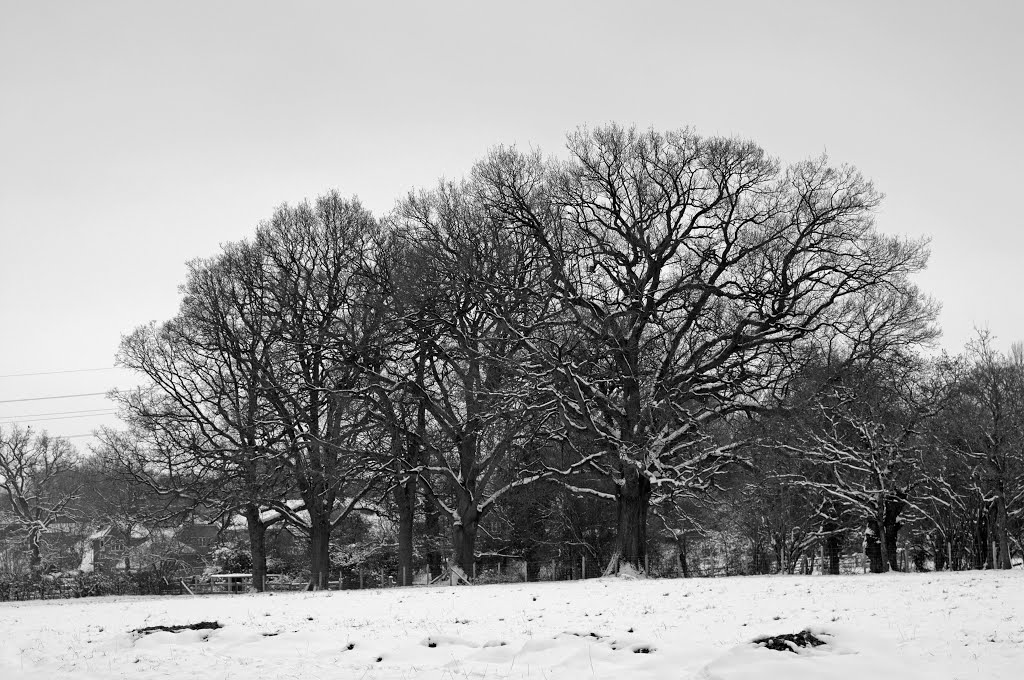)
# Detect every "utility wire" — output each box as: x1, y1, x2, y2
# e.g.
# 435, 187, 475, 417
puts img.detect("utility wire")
0, 407, 114, 419
0, 391, 113, 404
0, 411, 117, 424
4, 432, 102, 439
0, 367, 117, 378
